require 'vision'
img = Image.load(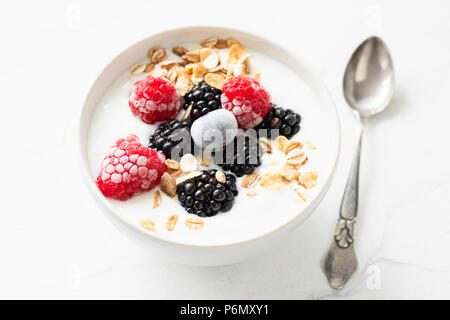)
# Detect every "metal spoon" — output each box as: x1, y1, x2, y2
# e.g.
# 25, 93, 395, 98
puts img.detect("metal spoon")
321, 36, 395, 289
